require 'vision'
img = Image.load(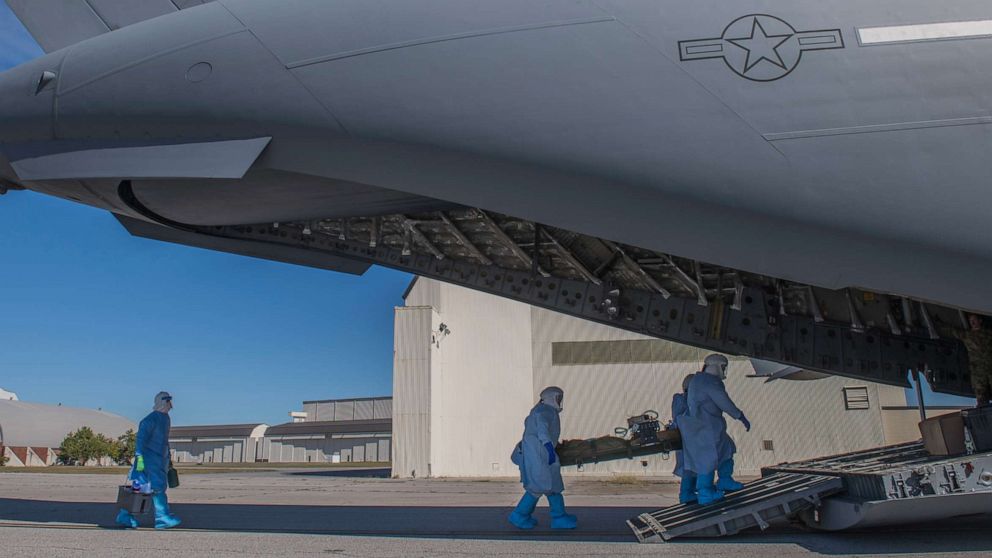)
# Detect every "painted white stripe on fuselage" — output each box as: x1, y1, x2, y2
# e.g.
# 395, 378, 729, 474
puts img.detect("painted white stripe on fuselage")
859, 20, 992, 45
